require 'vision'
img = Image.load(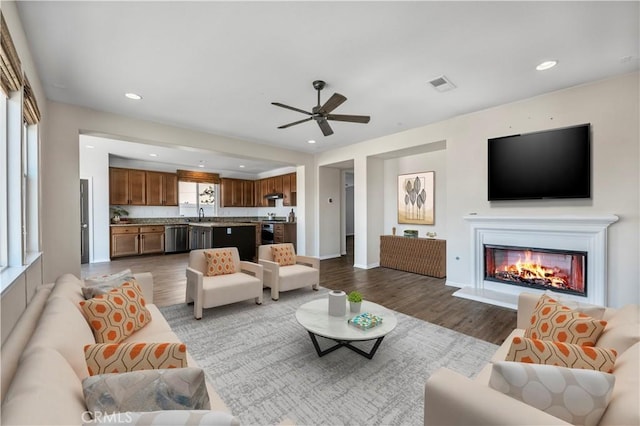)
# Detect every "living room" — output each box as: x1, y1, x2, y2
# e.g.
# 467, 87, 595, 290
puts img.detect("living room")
1, 1, 639, 425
